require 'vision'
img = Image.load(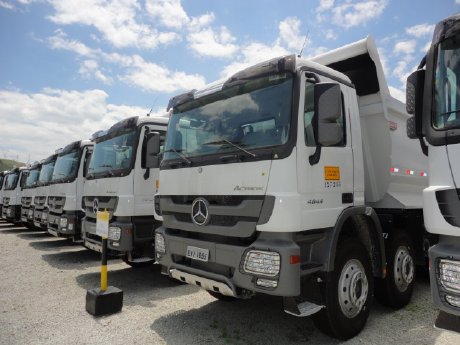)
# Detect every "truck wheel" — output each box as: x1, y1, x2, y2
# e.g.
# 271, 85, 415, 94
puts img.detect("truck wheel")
207, 290, 238, 302
375, 231, 415, 309
122, 255, 154, 268
312, 238, 373, 340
